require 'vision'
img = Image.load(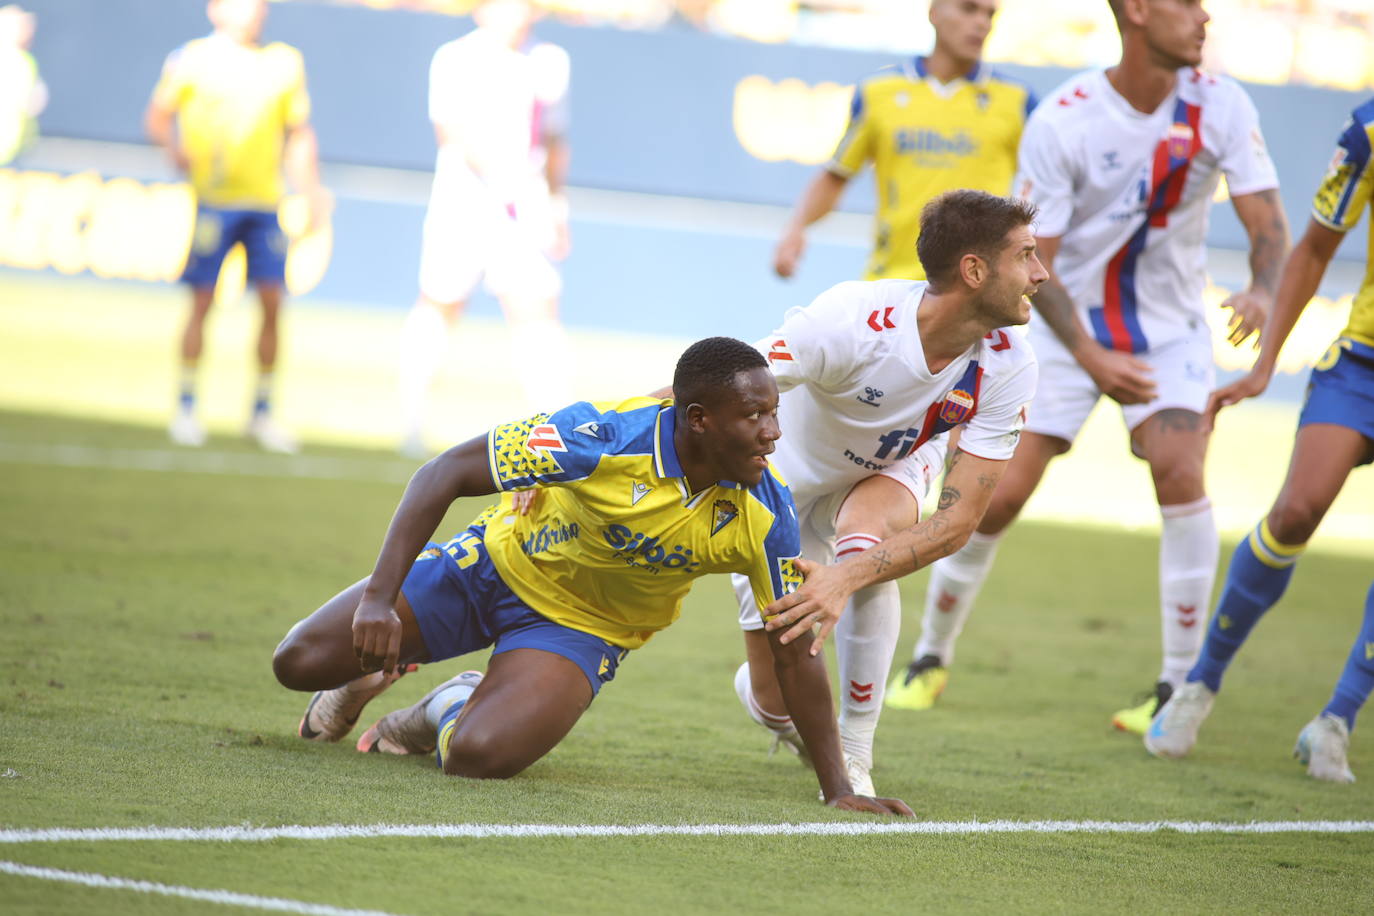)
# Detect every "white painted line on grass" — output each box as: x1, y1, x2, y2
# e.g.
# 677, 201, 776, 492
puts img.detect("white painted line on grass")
0, 442, 413, 484
0, 860, 404, 916
2, 820, 1372, 844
